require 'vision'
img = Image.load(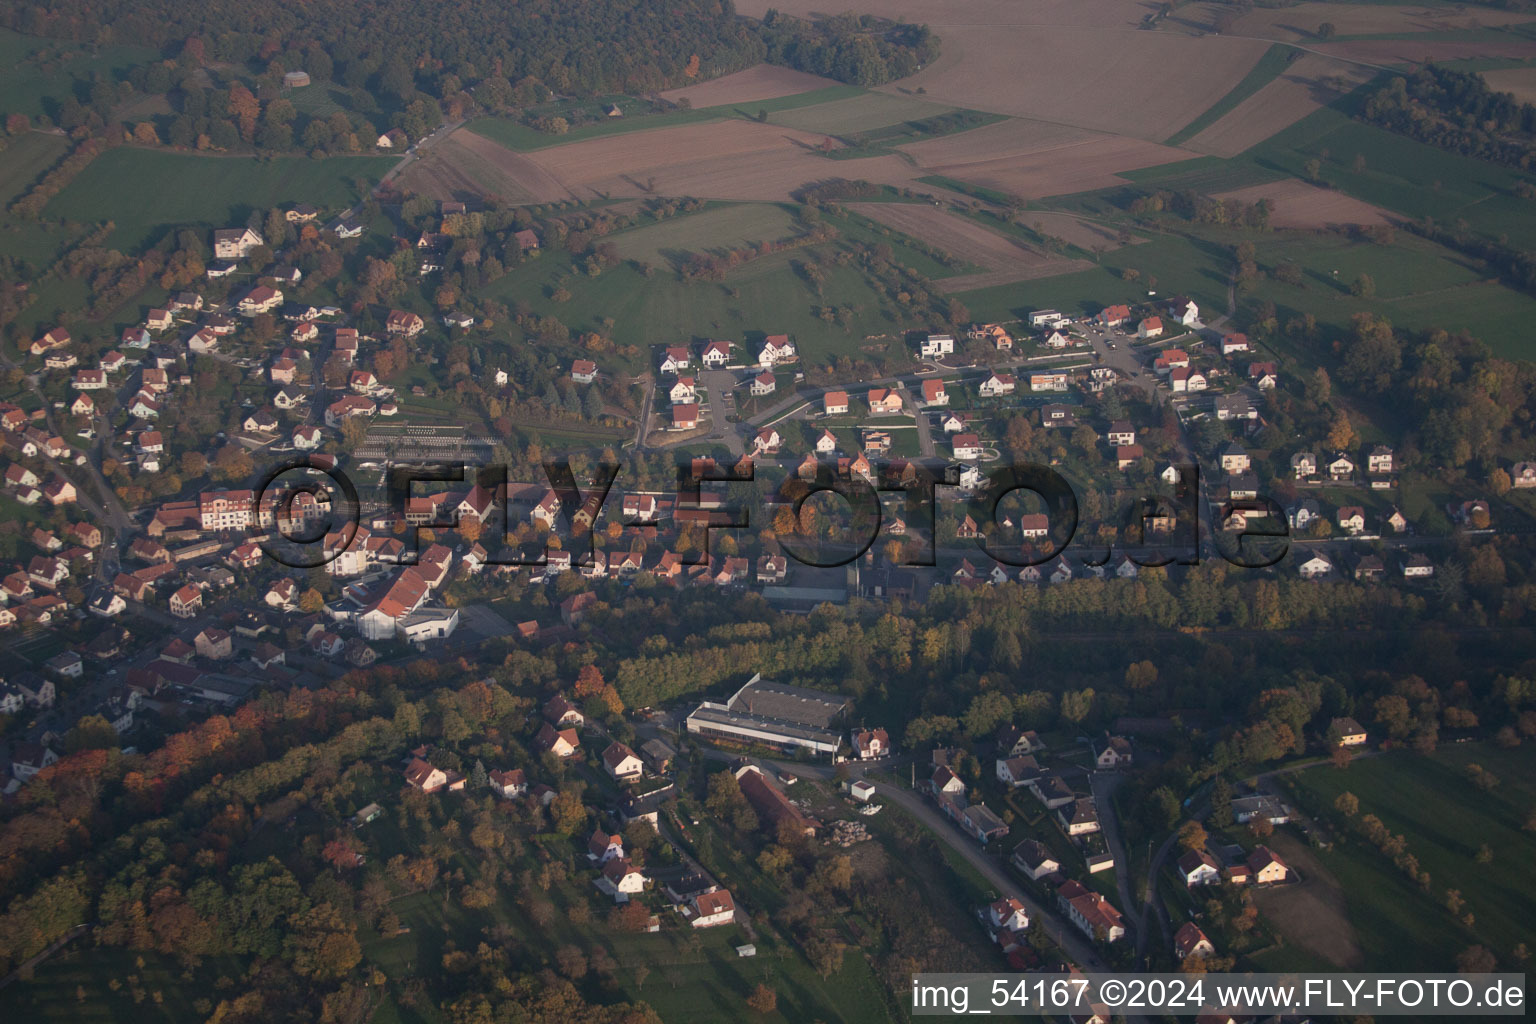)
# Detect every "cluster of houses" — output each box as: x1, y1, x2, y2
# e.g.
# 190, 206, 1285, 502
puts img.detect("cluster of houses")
656, 336, 798, 432
1176, 843, 1291, 889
